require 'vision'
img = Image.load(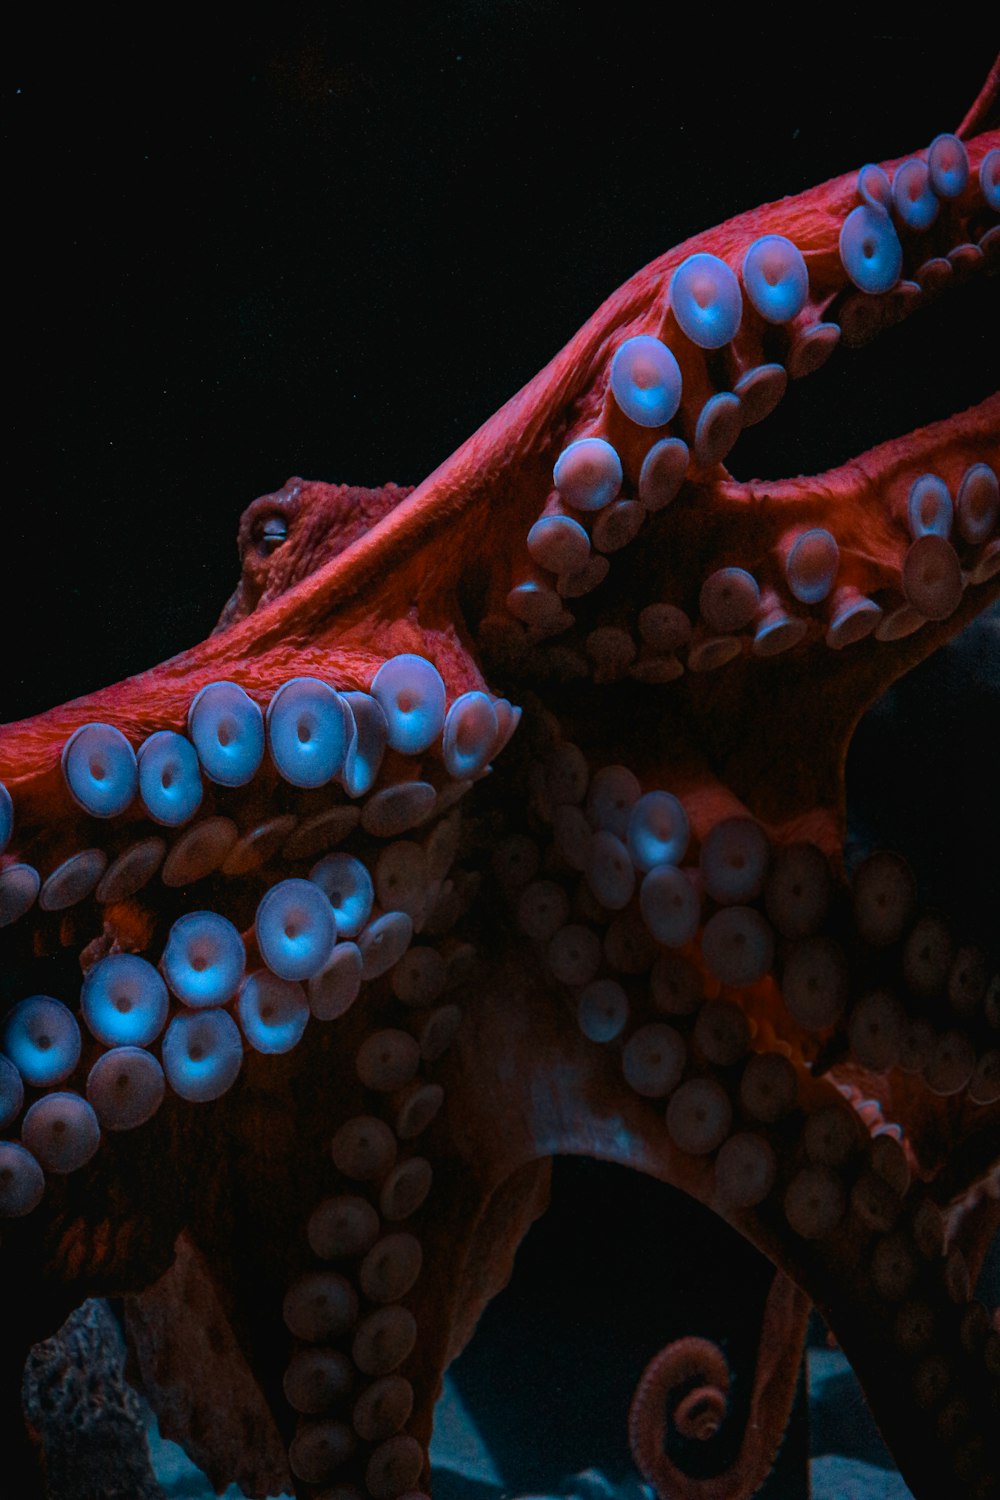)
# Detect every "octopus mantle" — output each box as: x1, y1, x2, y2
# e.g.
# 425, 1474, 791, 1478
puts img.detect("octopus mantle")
1, 68, 999, 1500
